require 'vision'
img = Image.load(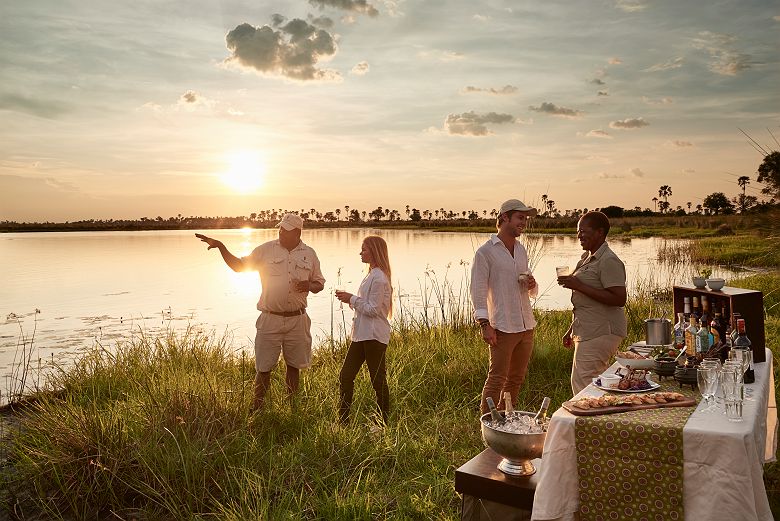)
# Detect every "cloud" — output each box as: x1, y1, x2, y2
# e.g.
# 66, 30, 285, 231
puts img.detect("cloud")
666, 140, 694, 148
615, 1, 647, 12
609, 117, 649, 129
0, 93, 69, 119
350, 61, 370, 75
692, 31, 752, 76
643, 57, 684, 72
176, 90, 216, 110
596, 168, 644, 180
608, 57, 622, 65
528, 102, 583, 119
473, 14, 490, 22
308, 15, 335, 28
682, 168, 695, 174
597, 91, 609, 96
444, 111, 515, 136
418, 49, 465, 62
308, 0, 379, 17
462, 85, 518, 95
642, 96, 673, 105
585, 129, 612, 139
224, 19, 340, 82
590, 78, 606, 85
